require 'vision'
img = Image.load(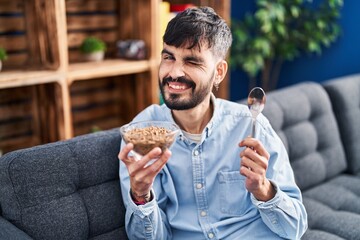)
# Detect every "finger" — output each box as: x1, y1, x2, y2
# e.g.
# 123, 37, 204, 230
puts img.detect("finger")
148, 149, 172, 174
241, 154, 263, 174
240, 165, 253, 177
239, 138, 270, 160
136, 147, 163, 169
133, 149, 171, 183
118, 143, 134, 162
241, 155, 254, 168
